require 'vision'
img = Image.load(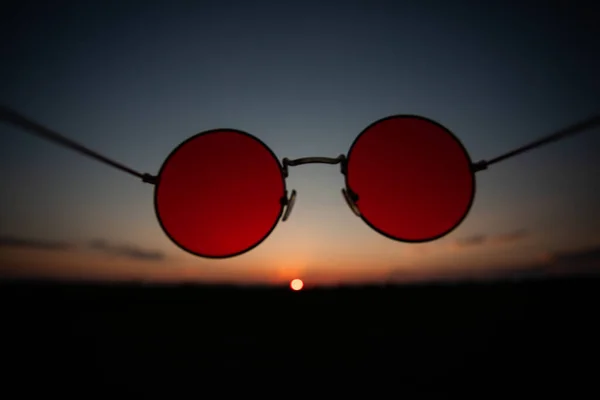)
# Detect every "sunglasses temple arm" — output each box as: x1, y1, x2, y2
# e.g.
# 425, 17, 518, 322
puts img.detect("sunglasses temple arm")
472, 113, 600, 173
0, 105, 158, 184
